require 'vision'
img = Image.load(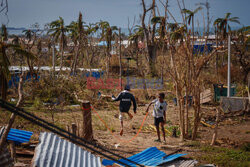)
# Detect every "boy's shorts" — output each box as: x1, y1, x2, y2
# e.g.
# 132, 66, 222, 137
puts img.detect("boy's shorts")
154, 117, 164, 126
